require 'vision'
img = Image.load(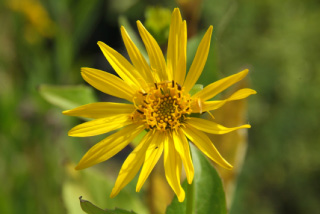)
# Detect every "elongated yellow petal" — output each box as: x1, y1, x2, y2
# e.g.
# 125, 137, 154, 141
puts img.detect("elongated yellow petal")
173, 130, 194, 184
225, 88, 257, 100
68, 114, 131, 137
167, 8, 182, 81
184, 26, 213, 93
186, 117, 251, 135
192, 69, 249, 101
181, 124, 233, 170
110, 131, 153, 198
136, 131, 164, 192
97, 41, 147, 90
63, 102, 135, 119
75, 123, 145, 170
120, 26, 154, 84
204, 88, 256, 111
137, 21, 167, 81
191, 88, 257, 113
174, 20, 187, 85
81, 67, 134, 102
164, 133, 185, 202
